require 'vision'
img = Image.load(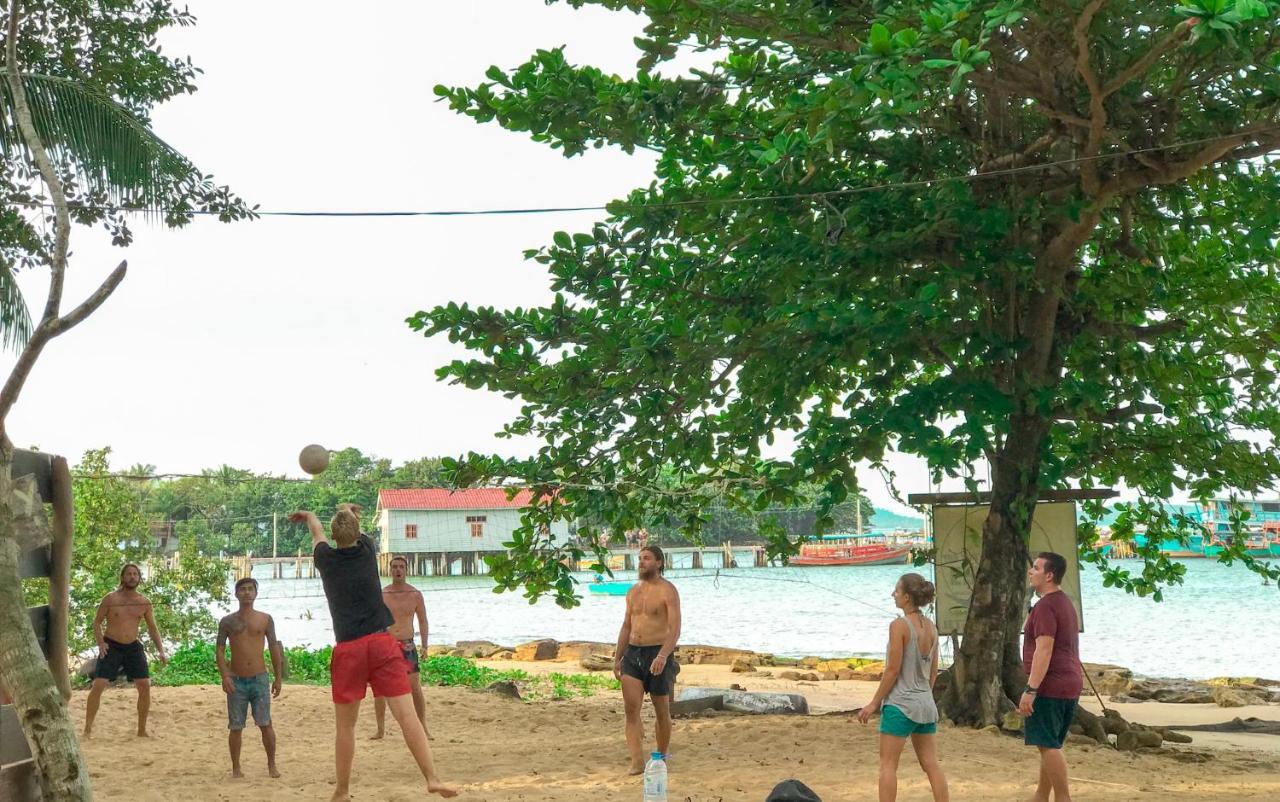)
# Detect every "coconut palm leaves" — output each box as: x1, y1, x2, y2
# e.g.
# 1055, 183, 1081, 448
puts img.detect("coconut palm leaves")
0, 70, 200, 212
0, 70, 249, 349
